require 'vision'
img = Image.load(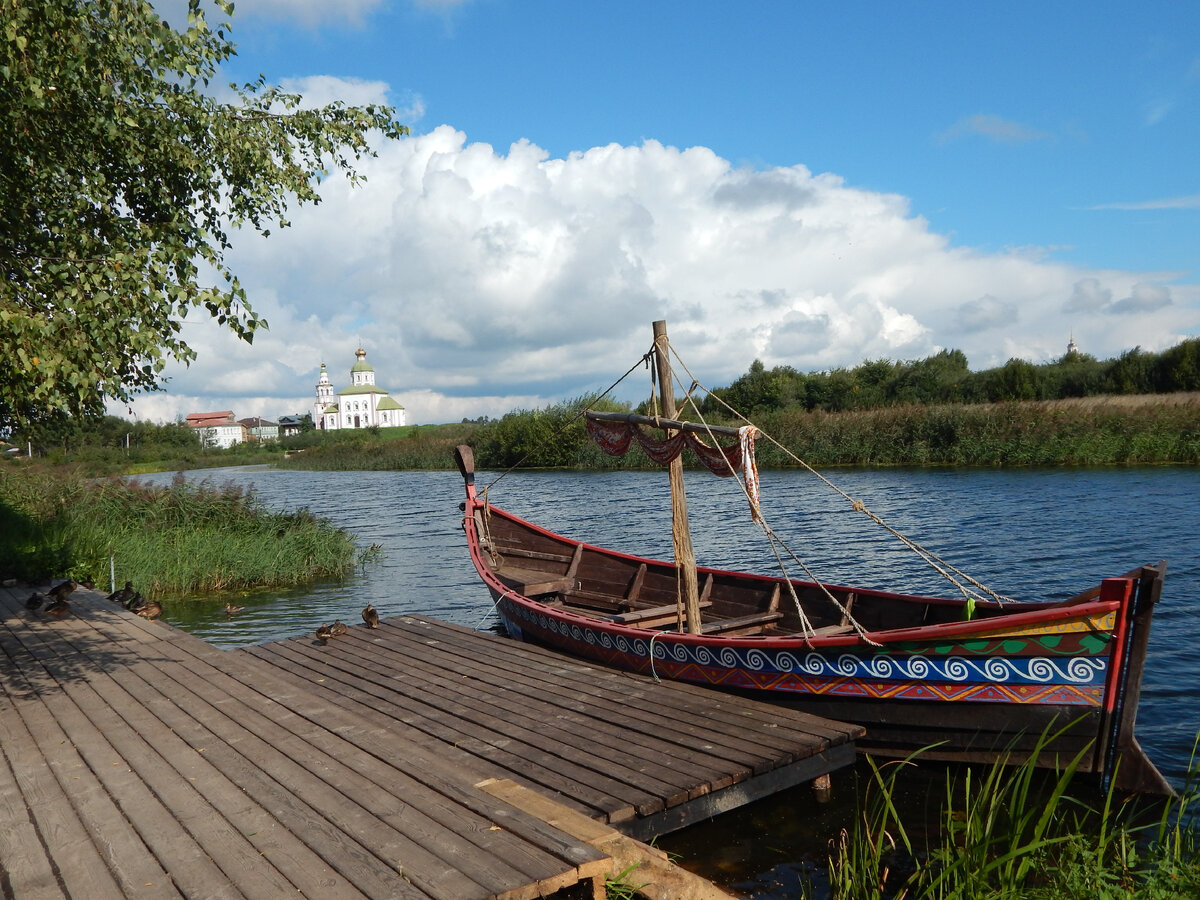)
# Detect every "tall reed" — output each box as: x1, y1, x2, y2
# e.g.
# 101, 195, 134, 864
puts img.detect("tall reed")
824, 733, 1200, 899
0, 468, 358, 598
